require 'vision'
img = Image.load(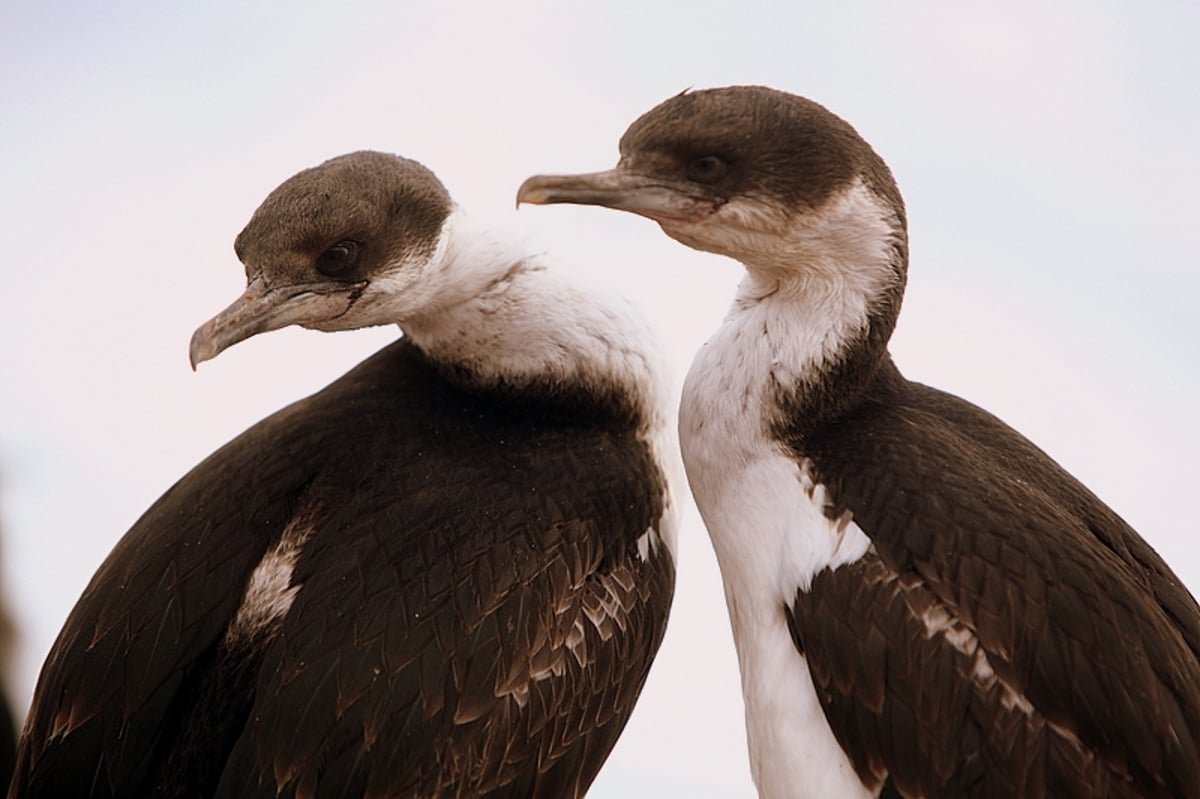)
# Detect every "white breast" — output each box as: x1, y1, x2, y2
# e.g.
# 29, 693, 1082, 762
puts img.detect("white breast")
690, 450, 873, 799
679, 274, 877, 799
